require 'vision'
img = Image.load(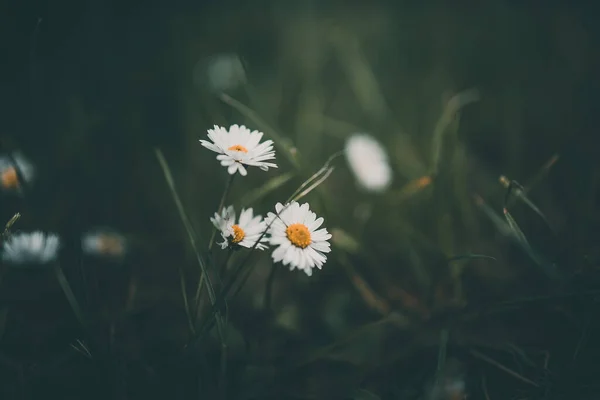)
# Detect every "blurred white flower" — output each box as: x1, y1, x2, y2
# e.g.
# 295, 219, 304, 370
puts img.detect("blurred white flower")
425, 358, 467, 400
345, 133, 392, 192
0, 152, 35, 194
200, 124, 277, 176
210, 205, 269, 250
2, 231, 60, 265
193, 53, 247, 93
82, 229, 127, 259
265, 202, 332, 276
